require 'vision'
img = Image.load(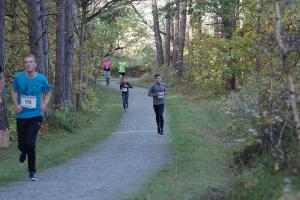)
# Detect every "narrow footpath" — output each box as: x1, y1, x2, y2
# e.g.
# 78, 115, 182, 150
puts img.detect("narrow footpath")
0, 80, 171, 200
